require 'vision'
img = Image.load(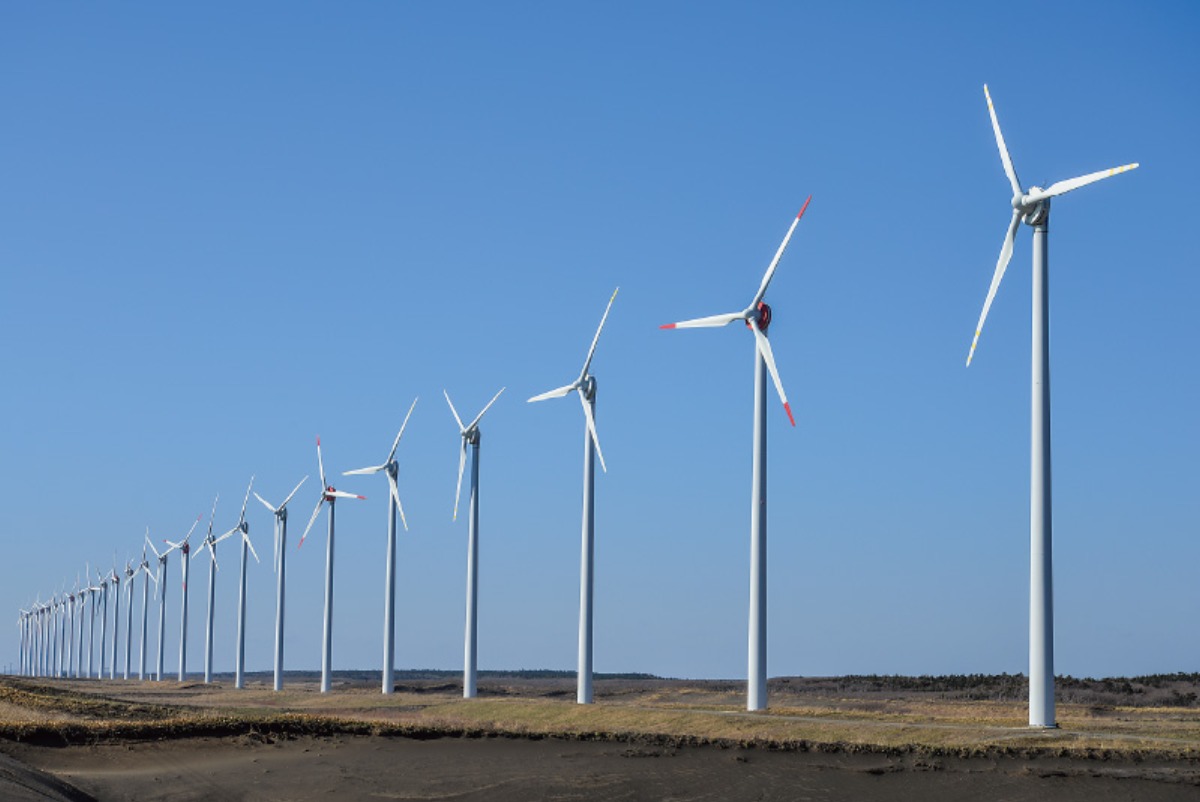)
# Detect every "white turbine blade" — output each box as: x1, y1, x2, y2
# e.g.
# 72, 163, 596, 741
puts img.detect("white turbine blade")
386, 397, 419, 464
243, 532, 260, 564
145, 533, 162, 560
215, 528, 237, 544
253, 492, 278, 514
388, 472, 409, 532
204, 495, 219, 543
984, 84, 1022, 196
466, 387, 505, 432
527, 383, 576, 403
1024, 163, 1139, 204
316, 437, 327, 489
444, 390, 465, 432
967, 208, 1023, 366
205, 540, 219, 571
578, 287, 618, 382
184, 514, 201, 543
748, 317, 796, 427
453, 438, 467, 522
659, 311, 744, 330
278, 476, 308, 511
343, 464, 386, 476
751, 197, 811, 308
238, 476, 255, 525
298, 497, 325, 548
577, 387, 607, 473
328, 490, 366, 501
162, 539, 182, 555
